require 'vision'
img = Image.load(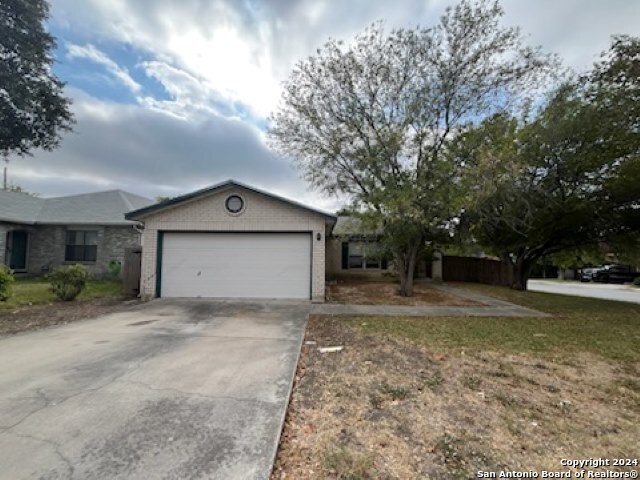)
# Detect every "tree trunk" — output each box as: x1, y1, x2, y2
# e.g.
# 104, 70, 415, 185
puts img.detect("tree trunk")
398, 255, 407, 294
510, 258, 533, 291
398, 241, 421, 297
